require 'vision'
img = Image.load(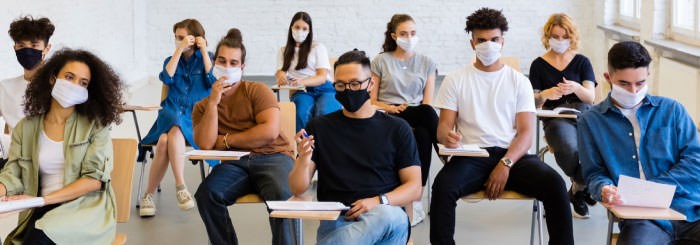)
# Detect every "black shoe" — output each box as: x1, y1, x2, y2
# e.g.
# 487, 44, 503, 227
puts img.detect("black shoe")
583, 190, 597, 206
569, 189, 590, 219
